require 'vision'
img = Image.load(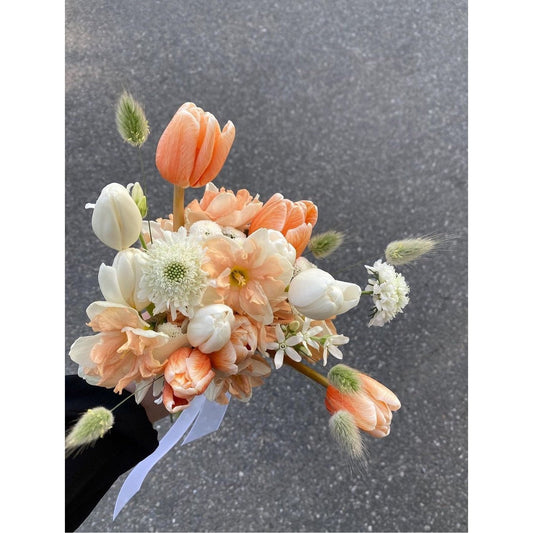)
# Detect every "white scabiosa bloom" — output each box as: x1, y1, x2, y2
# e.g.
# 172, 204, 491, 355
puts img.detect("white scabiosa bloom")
365, 260, 410, 327
138, 228, 208, 319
